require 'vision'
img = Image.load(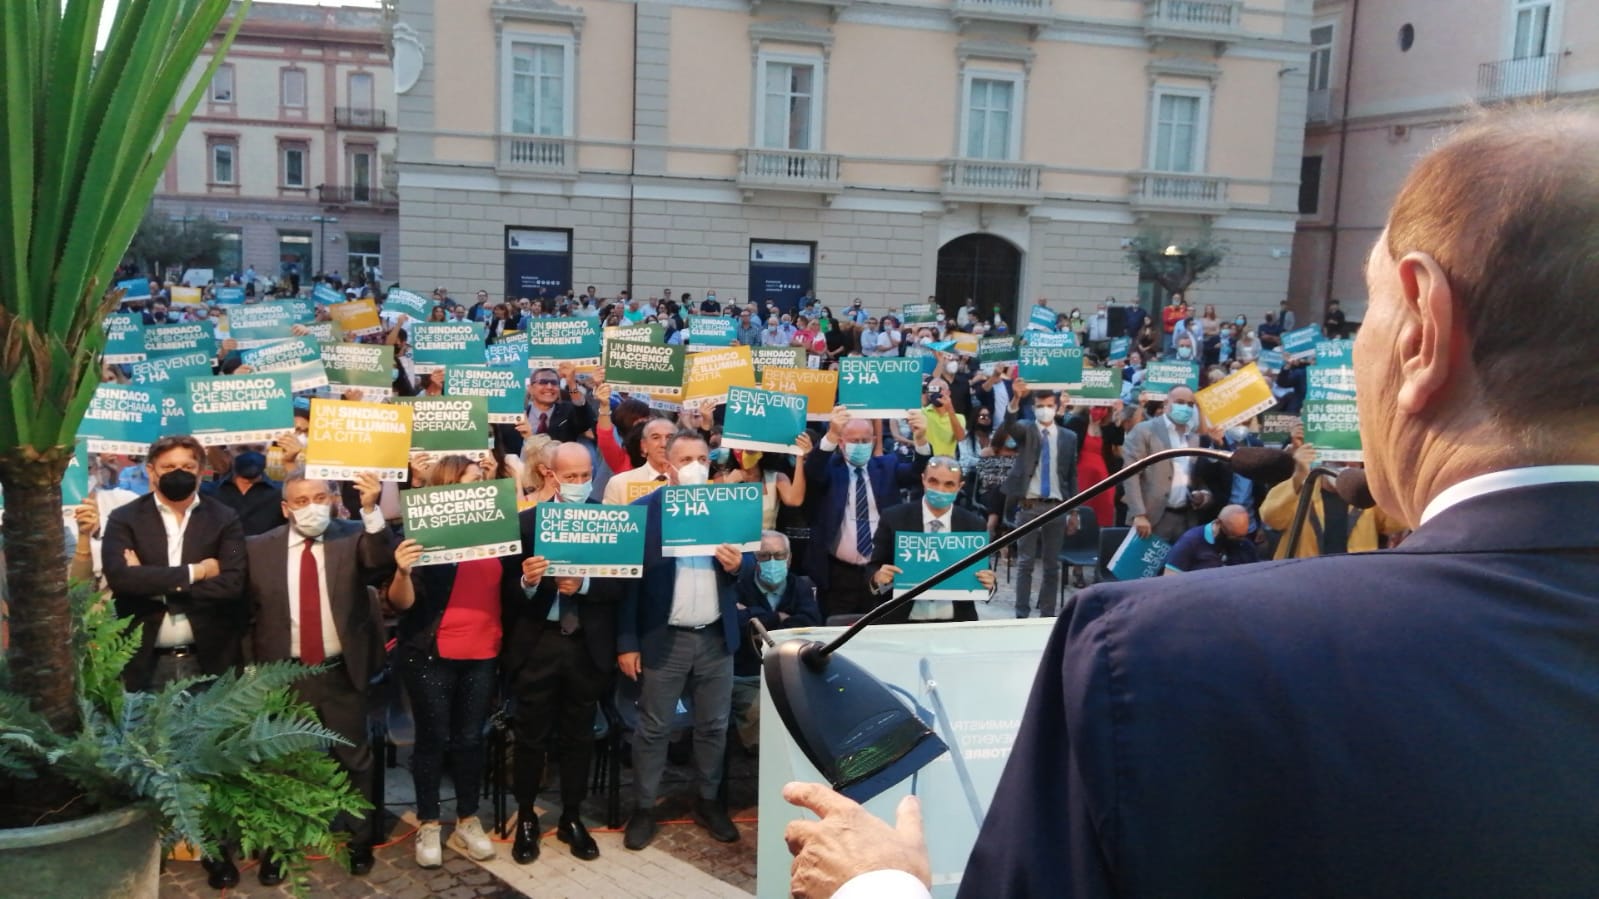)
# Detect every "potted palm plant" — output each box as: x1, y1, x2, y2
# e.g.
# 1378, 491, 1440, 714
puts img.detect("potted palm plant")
0, 1, 365, 894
